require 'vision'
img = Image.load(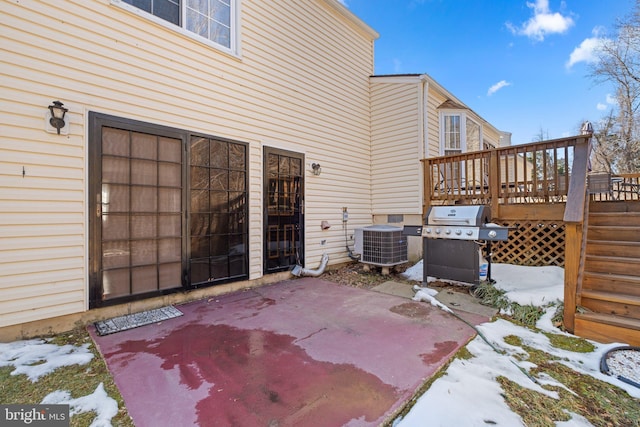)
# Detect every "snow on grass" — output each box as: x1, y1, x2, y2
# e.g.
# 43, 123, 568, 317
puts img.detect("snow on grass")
0, 339, 118, 426
397, 260, 640, 427
42, 383, 118, 427
0, 339, 94, 382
